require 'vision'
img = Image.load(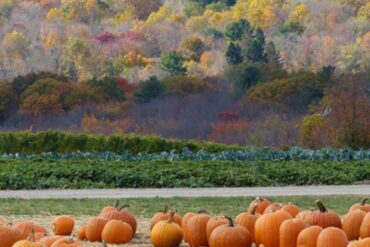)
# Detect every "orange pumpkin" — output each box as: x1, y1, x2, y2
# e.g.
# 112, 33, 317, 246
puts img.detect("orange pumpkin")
182, 210, 206, 243
347, 238, 370, 247
297, 225, 323, 247
303, 200, 342, 228
150, 206, 182, 229
12, 240, 42, 247
248, 197, 270, 214
15, 222, 48, 240
76, 226, 86, 241
52, 216, 75, 236
234, 204, 260, 243
295, 209, 314, 220
85, 217, 109, 242
206, 216, 228, 243
183, 211, 211, 247
255, 210, 292, 247
281, 203, 300, 217
342, 209, 366, 240
279, 218, 306, 247
151, 211, 183, 247
263, 203, 283, 214
360, 212, 370, 239
102, 219, 133, 244
0, 225, 23, 247
50, 238, 83, 247
350, 198, 370, 213
209, 216, 252, 247
37, 236, 64, 247
100, 200, 120, 215
100, 204, 137, 234
316, 227, 348, 247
